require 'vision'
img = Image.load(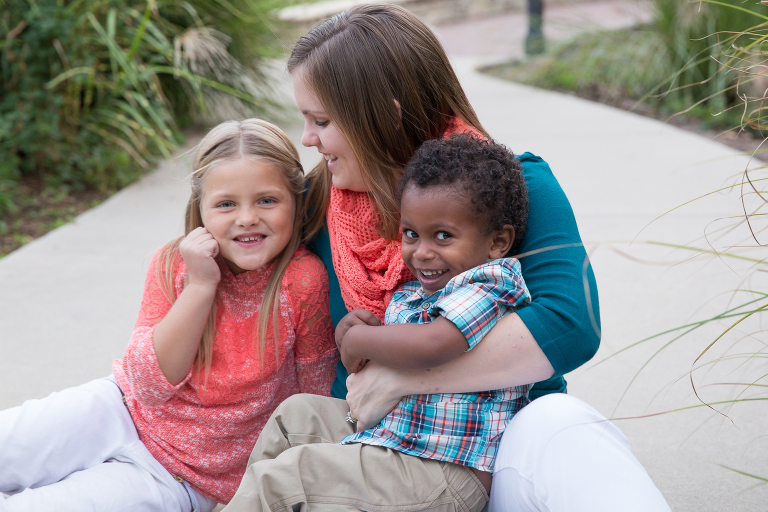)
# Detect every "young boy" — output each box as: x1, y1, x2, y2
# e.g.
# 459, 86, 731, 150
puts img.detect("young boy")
224, 133, 531, 512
